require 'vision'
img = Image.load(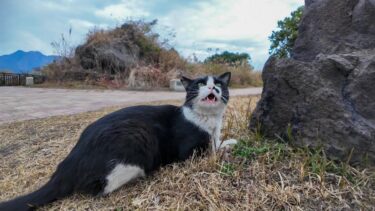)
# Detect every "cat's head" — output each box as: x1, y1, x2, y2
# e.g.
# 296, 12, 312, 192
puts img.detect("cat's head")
180, 72, 231, 113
